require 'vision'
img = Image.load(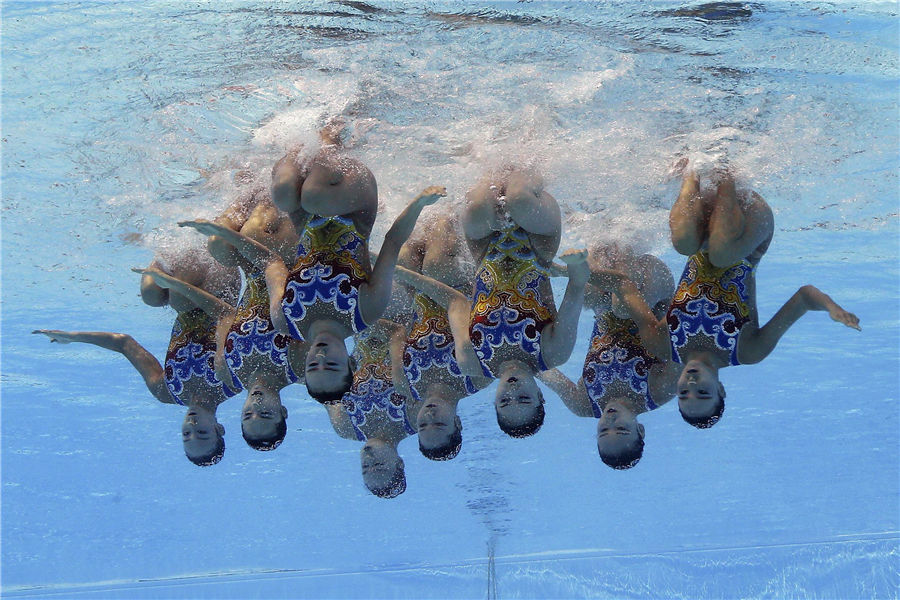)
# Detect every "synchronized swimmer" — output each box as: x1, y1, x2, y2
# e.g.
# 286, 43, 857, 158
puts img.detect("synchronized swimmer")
34, 124, 860, 497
